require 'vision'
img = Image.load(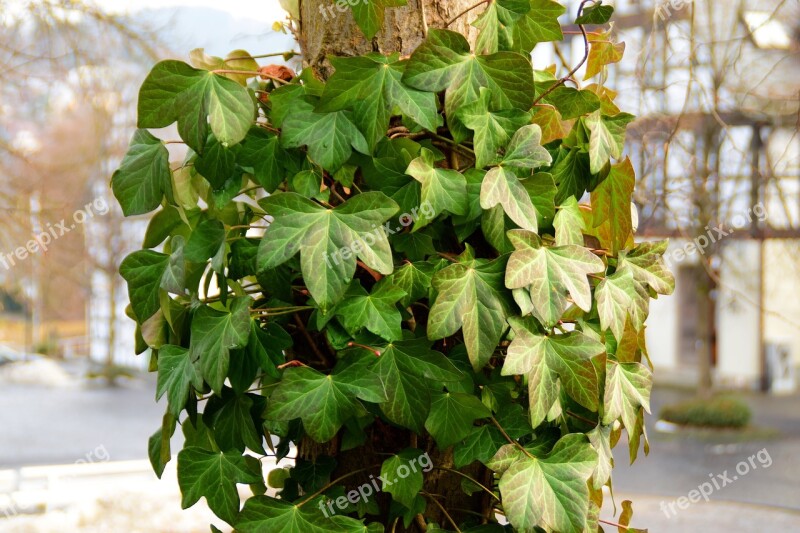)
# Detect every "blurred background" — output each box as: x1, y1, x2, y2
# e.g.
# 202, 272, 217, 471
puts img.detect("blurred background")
0, 0, 798, 531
